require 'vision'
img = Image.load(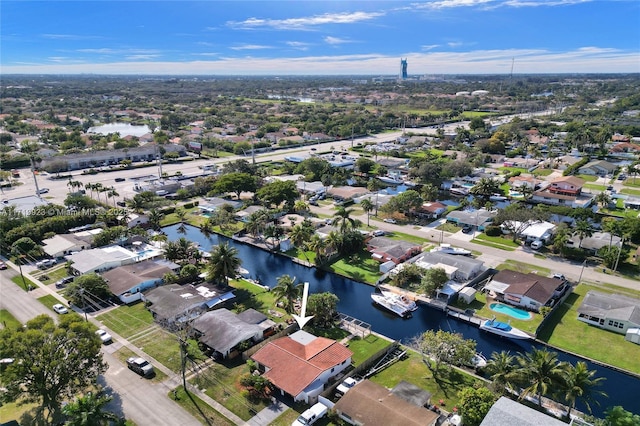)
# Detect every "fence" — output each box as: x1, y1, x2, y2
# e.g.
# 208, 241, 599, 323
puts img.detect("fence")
242, 323, 298, 360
